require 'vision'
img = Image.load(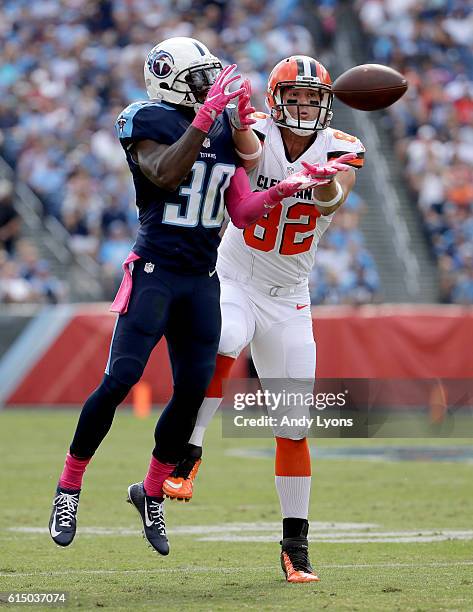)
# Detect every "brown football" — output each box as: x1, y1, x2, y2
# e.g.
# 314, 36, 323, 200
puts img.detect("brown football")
332, 64, 408, 111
